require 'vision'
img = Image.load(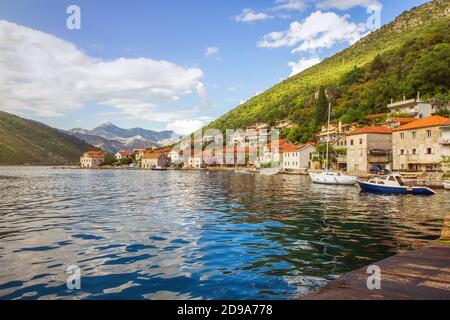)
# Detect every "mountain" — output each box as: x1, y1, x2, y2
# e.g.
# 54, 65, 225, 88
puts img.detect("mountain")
0, 111, 97, 165
208, 0, 450, 143
68, 123, 182, 153
66, 132, 127, 154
